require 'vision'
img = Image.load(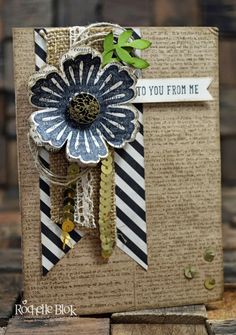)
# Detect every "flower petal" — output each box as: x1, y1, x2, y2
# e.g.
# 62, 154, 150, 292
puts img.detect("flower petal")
98, 105, 139, 148
30, 108, 72, 149
29, 65, 69, 108
66, 127, 108, 164
61, 48, 102, 89
94, 64, 136, 105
